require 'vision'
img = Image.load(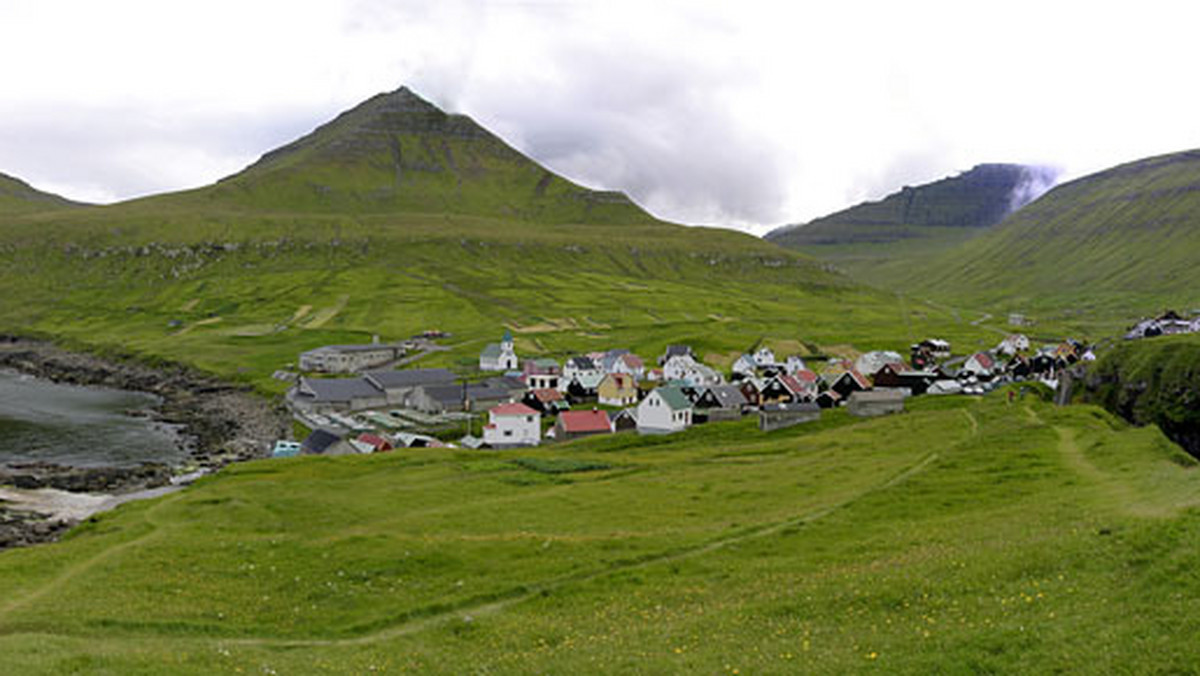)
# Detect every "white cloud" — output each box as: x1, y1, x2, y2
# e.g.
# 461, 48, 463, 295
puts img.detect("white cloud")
1, 1, 1199, 233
